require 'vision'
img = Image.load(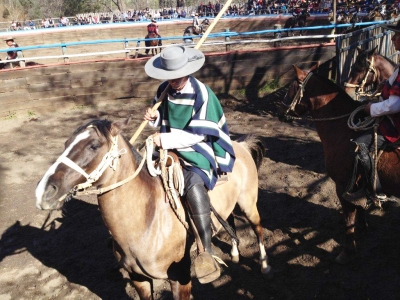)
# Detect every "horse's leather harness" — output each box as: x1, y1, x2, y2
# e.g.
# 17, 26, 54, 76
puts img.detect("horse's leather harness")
280, 71, 352, 122
60, 130, 146, 198
344, 56, 379, 100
